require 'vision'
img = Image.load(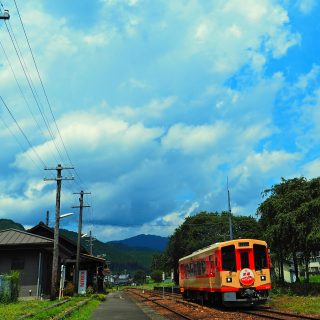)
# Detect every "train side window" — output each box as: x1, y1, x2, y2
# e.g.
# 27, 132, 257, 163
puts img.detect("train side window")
254, 244, 268, 270
240, 252, 250, 269
197, 261, 201, 275
201, 261, 206, 274
221, 245, 236, 272
209, 255, 214, 272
